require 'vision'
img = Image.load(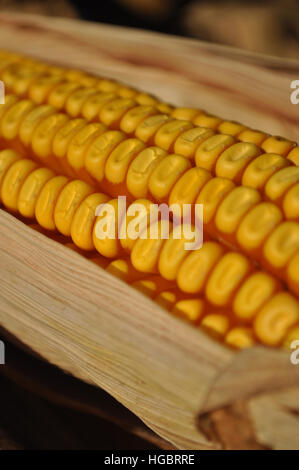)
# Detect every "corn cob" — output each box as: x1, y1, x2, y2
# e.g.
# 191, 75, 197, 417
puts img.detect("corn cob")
0, 94, 298, 224
0, 49, 298, 163
1, 148, 298, 348
0, 147, 299, 346
1, 53, 299, 349
0, 96, 298, 296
